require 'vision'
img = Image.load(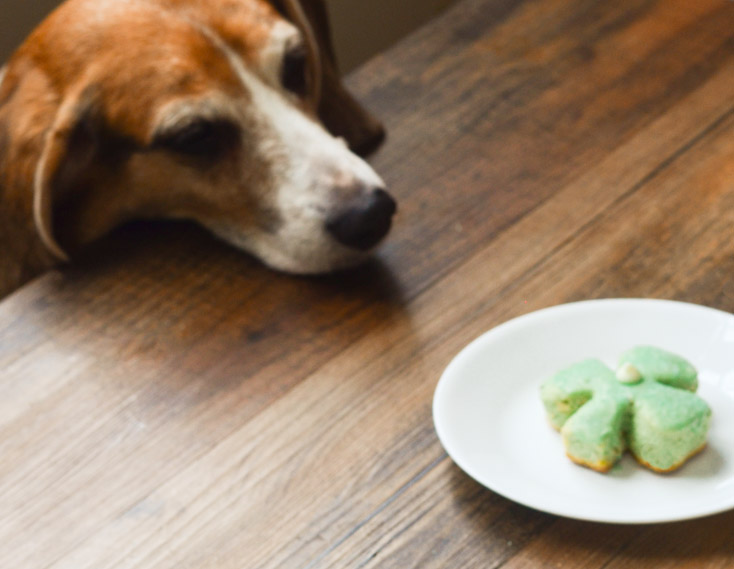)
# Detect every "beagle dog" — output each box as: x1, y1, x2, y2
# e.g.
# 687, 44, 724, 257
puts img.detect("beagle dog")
0, 0, 395, 299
